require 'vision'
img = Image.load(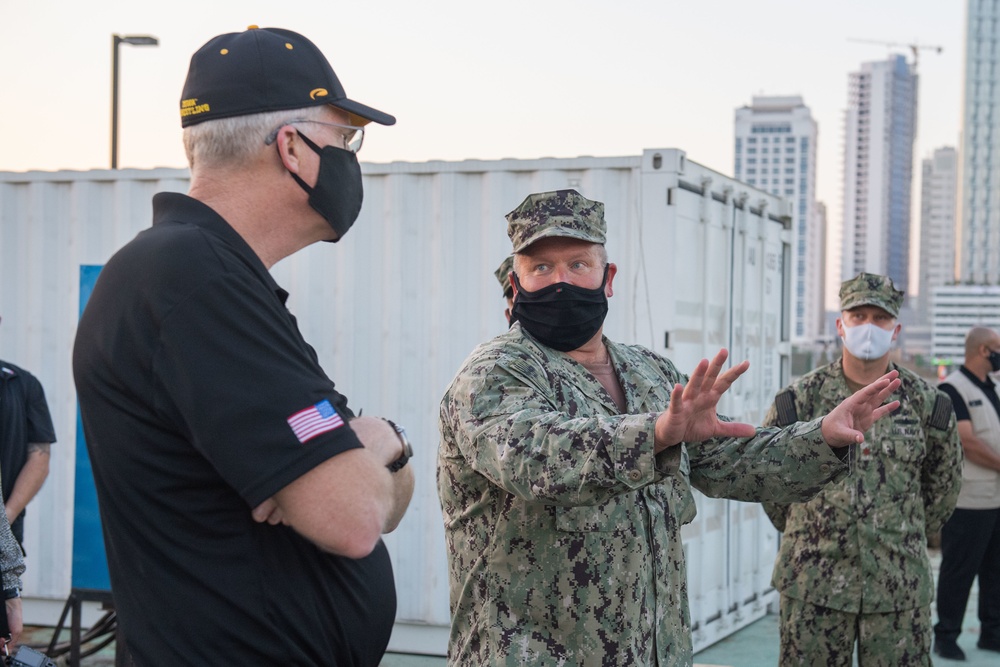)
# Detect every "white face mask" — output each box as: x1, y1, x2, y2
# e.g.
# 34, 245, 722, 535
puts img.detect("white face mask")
841, 322, 894, 361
